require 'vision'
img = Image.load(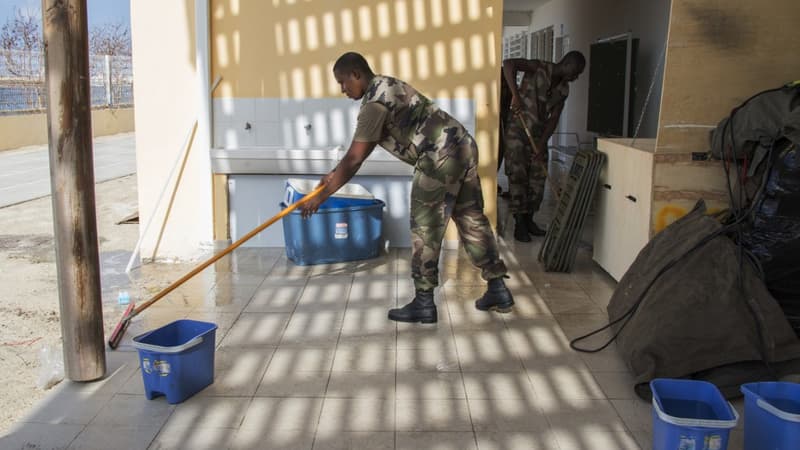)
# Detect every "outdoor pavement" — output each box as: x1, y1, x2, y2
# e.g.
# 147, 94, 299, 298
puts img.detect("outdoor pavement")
0, 132, 136, 208
0, 236, 749, 450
